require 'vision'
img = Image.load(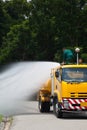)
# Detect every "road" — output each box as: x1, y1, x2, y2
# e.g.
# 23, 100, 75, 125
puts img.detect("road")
9, 101, 87, 130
